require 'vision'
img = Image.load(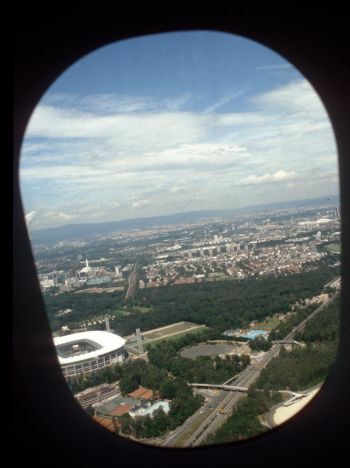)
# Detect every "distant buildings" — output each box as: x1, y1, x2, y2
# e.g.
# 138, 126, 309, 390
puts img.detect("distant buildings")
80, 258, 92, 274
39, 277, 56, 289
86, 276, 112, 286
36, 206, 341, 295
